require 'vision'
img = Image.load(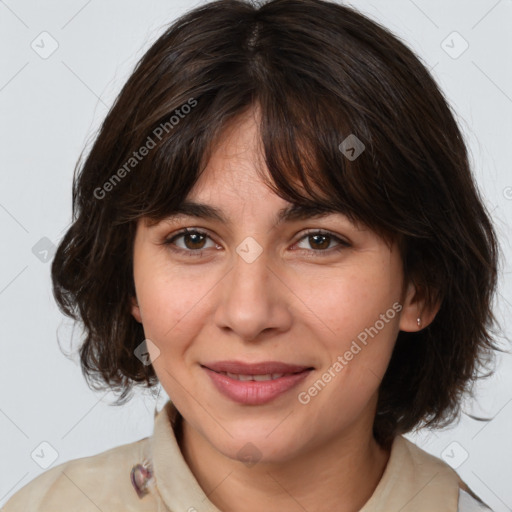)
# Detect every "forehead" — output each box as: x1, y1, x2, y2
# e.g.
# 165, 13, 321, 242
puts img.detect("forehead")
142, 103, 371, 236
155, 107, 329, 222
